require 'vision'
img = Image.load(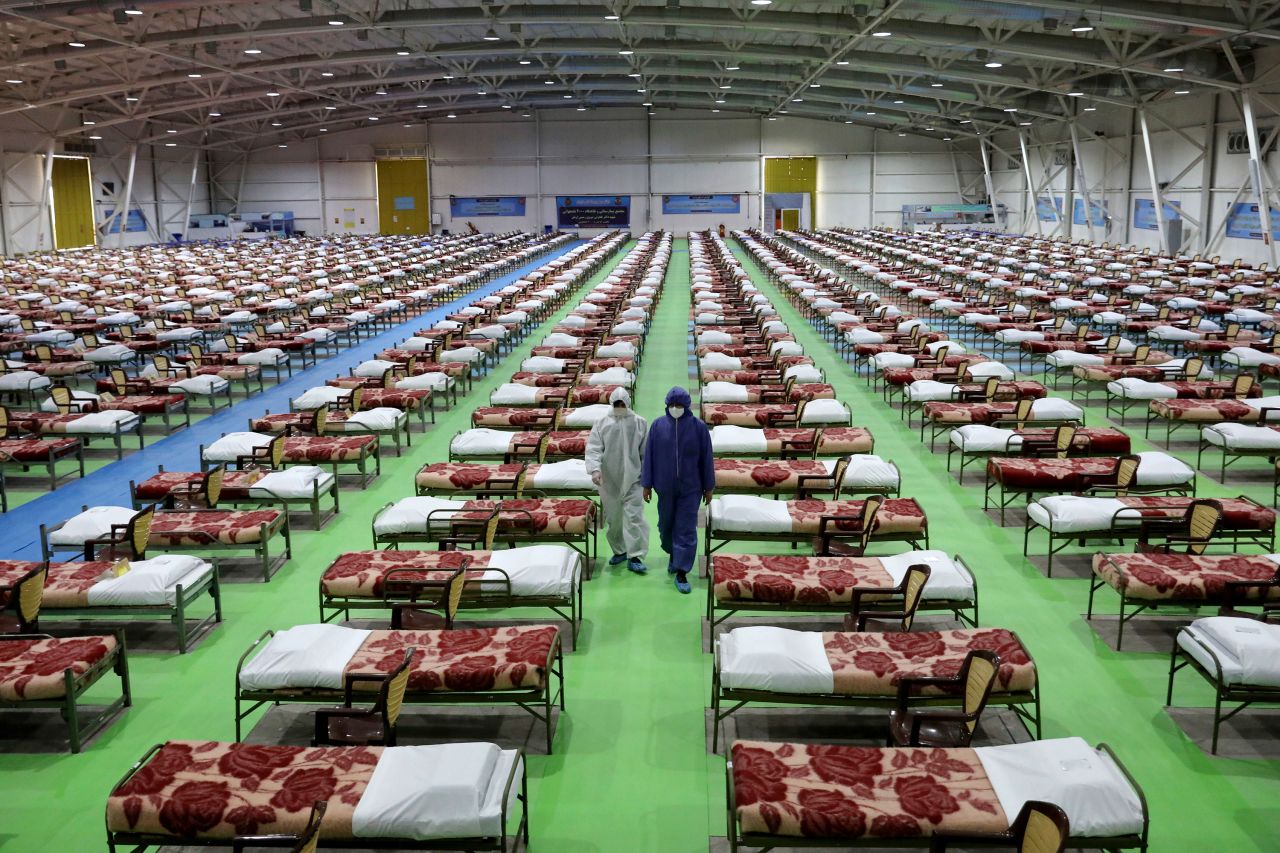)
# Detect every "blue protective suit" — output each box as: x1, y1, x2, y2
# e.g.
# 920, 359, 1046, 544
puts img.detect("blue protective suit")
640, 387, 715, 573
